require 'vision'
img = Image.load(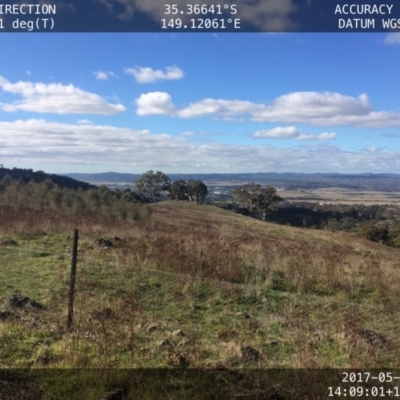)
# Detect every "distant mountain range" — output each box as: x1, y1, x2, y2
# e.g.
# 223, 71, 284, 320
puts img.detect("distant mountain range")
2, 167, 400, 191
66, 172, 400, 191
